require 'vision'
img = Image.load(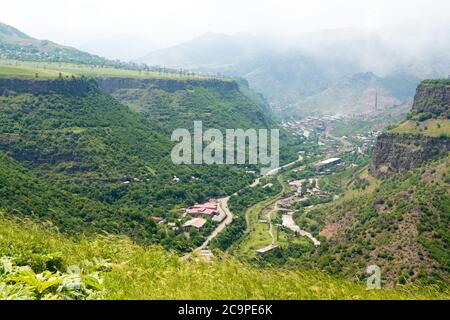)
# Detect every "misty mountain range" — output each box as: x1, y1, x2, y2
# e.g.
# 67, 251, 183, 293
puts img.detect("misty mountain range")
2, 19, 449, 117
137, 23, 450, 116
